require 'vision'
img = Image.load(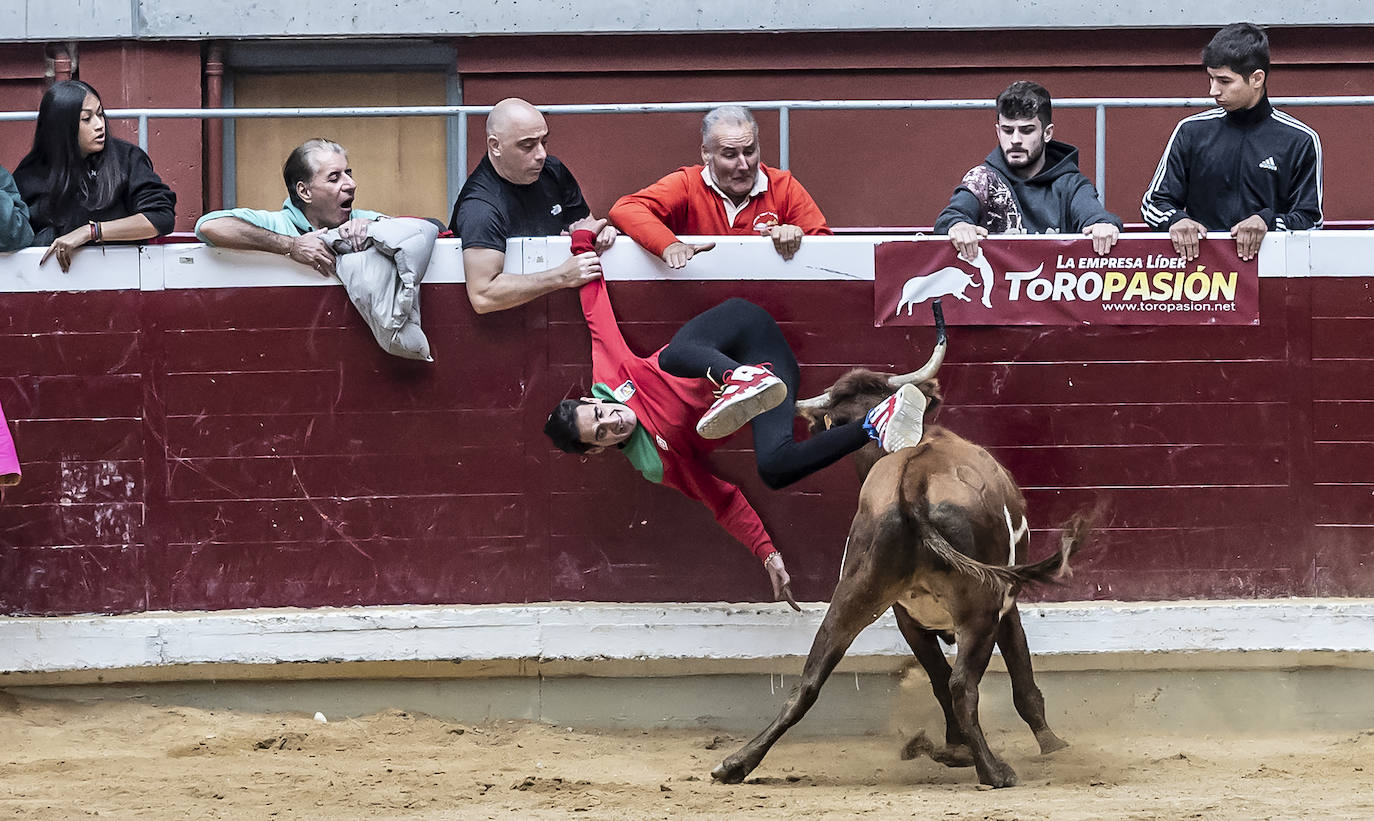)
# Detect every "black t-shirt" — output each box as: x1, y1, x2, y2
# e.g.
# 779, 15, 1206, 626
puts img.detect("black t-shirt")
448, 154, 590, 251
